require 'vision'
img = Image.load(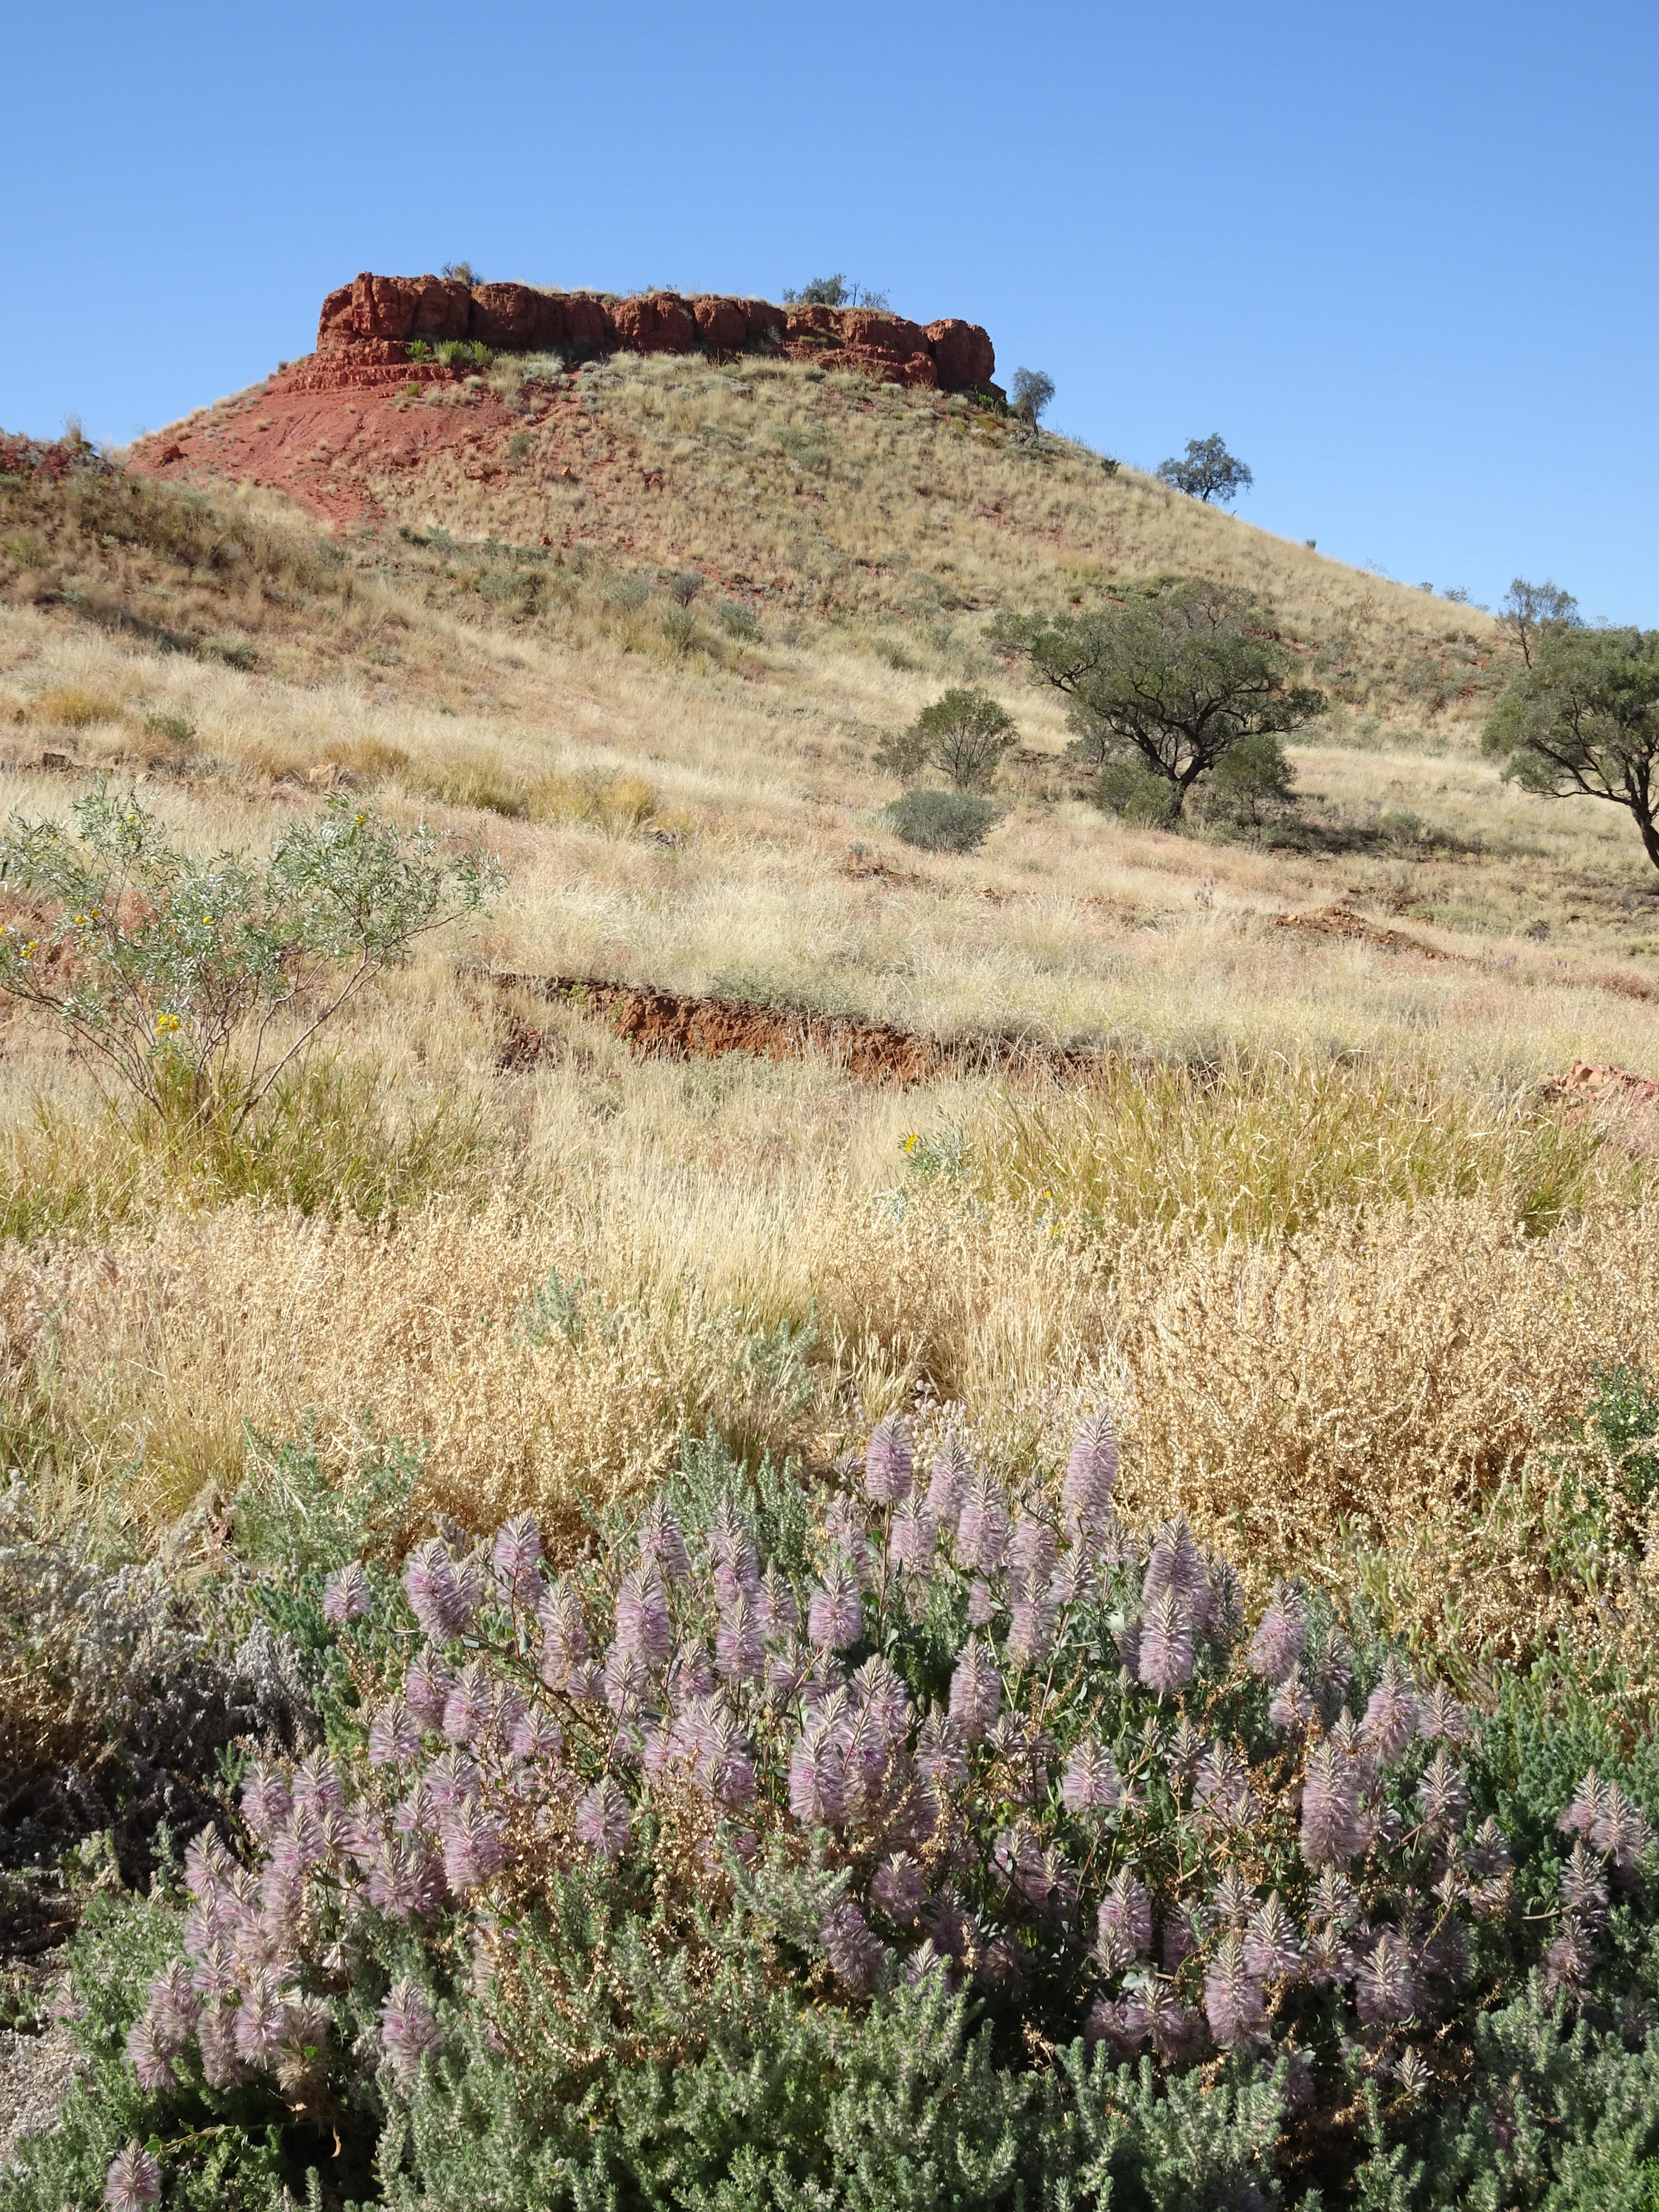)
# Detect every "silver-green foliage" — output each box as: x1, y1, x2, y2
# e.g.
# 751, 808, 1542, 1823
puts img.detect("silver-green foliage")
0, 788, 501, 1123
